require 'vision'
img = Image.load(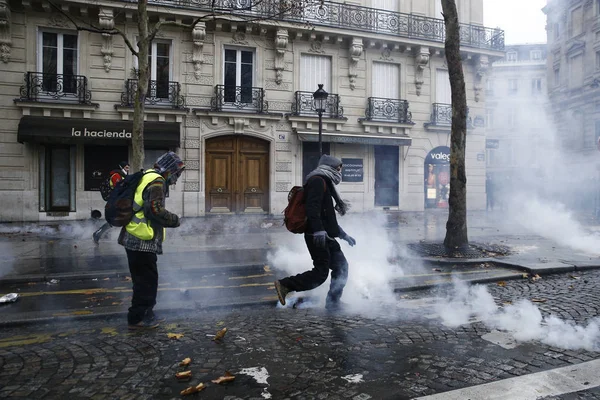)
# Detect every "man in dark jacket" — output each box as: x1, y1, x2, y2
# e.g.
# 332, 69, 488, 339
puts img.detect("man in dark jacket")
119, 152, 184, 329
274, 154, 356, 310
